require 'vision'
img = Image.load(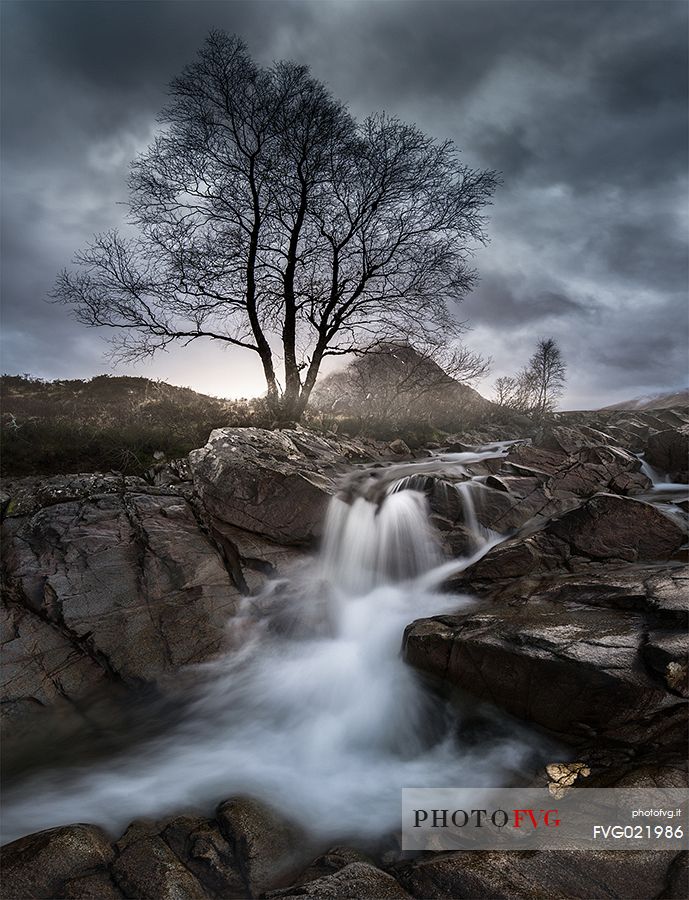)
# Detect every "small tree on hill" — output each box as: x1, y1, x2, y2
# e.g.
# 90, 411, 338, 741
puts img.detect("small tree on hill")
493, 337, 566, 417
